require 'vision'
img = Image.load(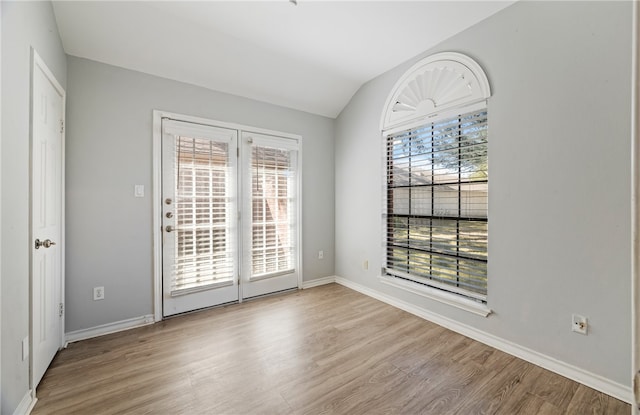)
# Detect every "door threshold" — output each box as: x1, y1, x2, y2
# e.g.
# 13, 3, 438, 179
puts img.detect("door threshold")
242, 287, 299, 302
162, 299, 240, 320
162, 288, 300, 320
